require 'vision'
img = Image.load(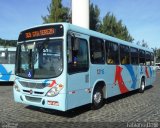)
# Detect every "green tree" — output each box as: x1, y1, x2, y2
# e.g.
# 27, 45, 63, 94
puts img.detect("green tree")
0, 38, 17, 47
42, 0, 69, 23
99, 12, 134, 42
141, 39, 148, 48
90, 3, 100, 31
